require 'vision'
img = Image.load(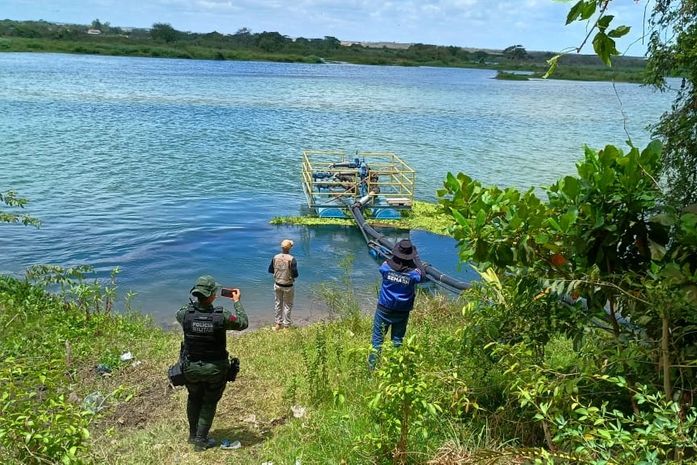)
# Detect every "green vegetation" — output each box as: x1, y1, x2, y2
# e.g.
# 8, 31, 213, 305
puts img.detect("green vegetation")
0, 19, 648, 83
3, 139, 696, 463
1, 190, 40, 227
269, 215, 355, 227
271, 200, 453, 235
535, 66, 645, 83
5, 139, 696, 463
2, 3, 696, 463
495, 71, 530, 81
438, 140, 697, 461
0, 268, 165, 465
